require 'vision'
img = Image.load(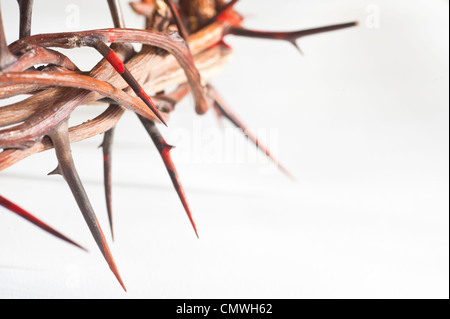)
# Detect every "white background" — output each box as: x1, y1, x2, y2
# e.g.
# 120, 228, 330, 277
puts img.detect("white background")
0, 0, 448, 298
